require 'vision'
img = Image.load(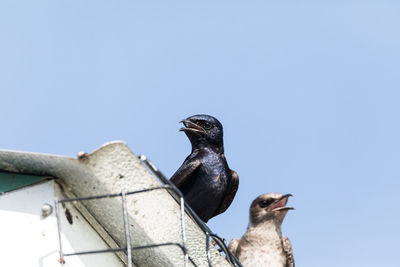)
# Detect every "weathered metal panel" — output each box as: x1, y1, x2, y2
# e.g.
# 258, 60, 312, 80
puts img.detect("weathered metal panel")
0, 171, 47, 193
